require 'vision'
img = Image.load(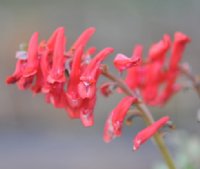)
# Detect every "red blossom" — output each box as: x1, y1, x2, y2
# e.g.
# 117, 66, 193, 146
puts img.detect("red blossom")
23, 32, 39, 77
47, 27, 64, 51
169, 32, 190, 70
78, 47, 114, 99
133, 116, 170, 151
114, 45, 142, 73
6, 60, 26, 84
47, 28, 66, 84
80, 96, 96, 127
142, 62, 163, 103
148, 34, 171, 63
45, 83, 66, 108
65, 46, 84, 118
113, 53, 141, 72
125, 45, 144, 90
104, 96, 137, 142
